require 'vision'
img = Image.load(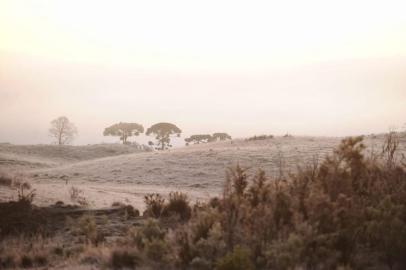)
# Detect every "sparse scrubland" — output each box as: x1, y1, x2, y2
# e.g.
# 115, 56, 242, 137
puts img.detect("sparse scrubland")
1, 133, 406, 269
